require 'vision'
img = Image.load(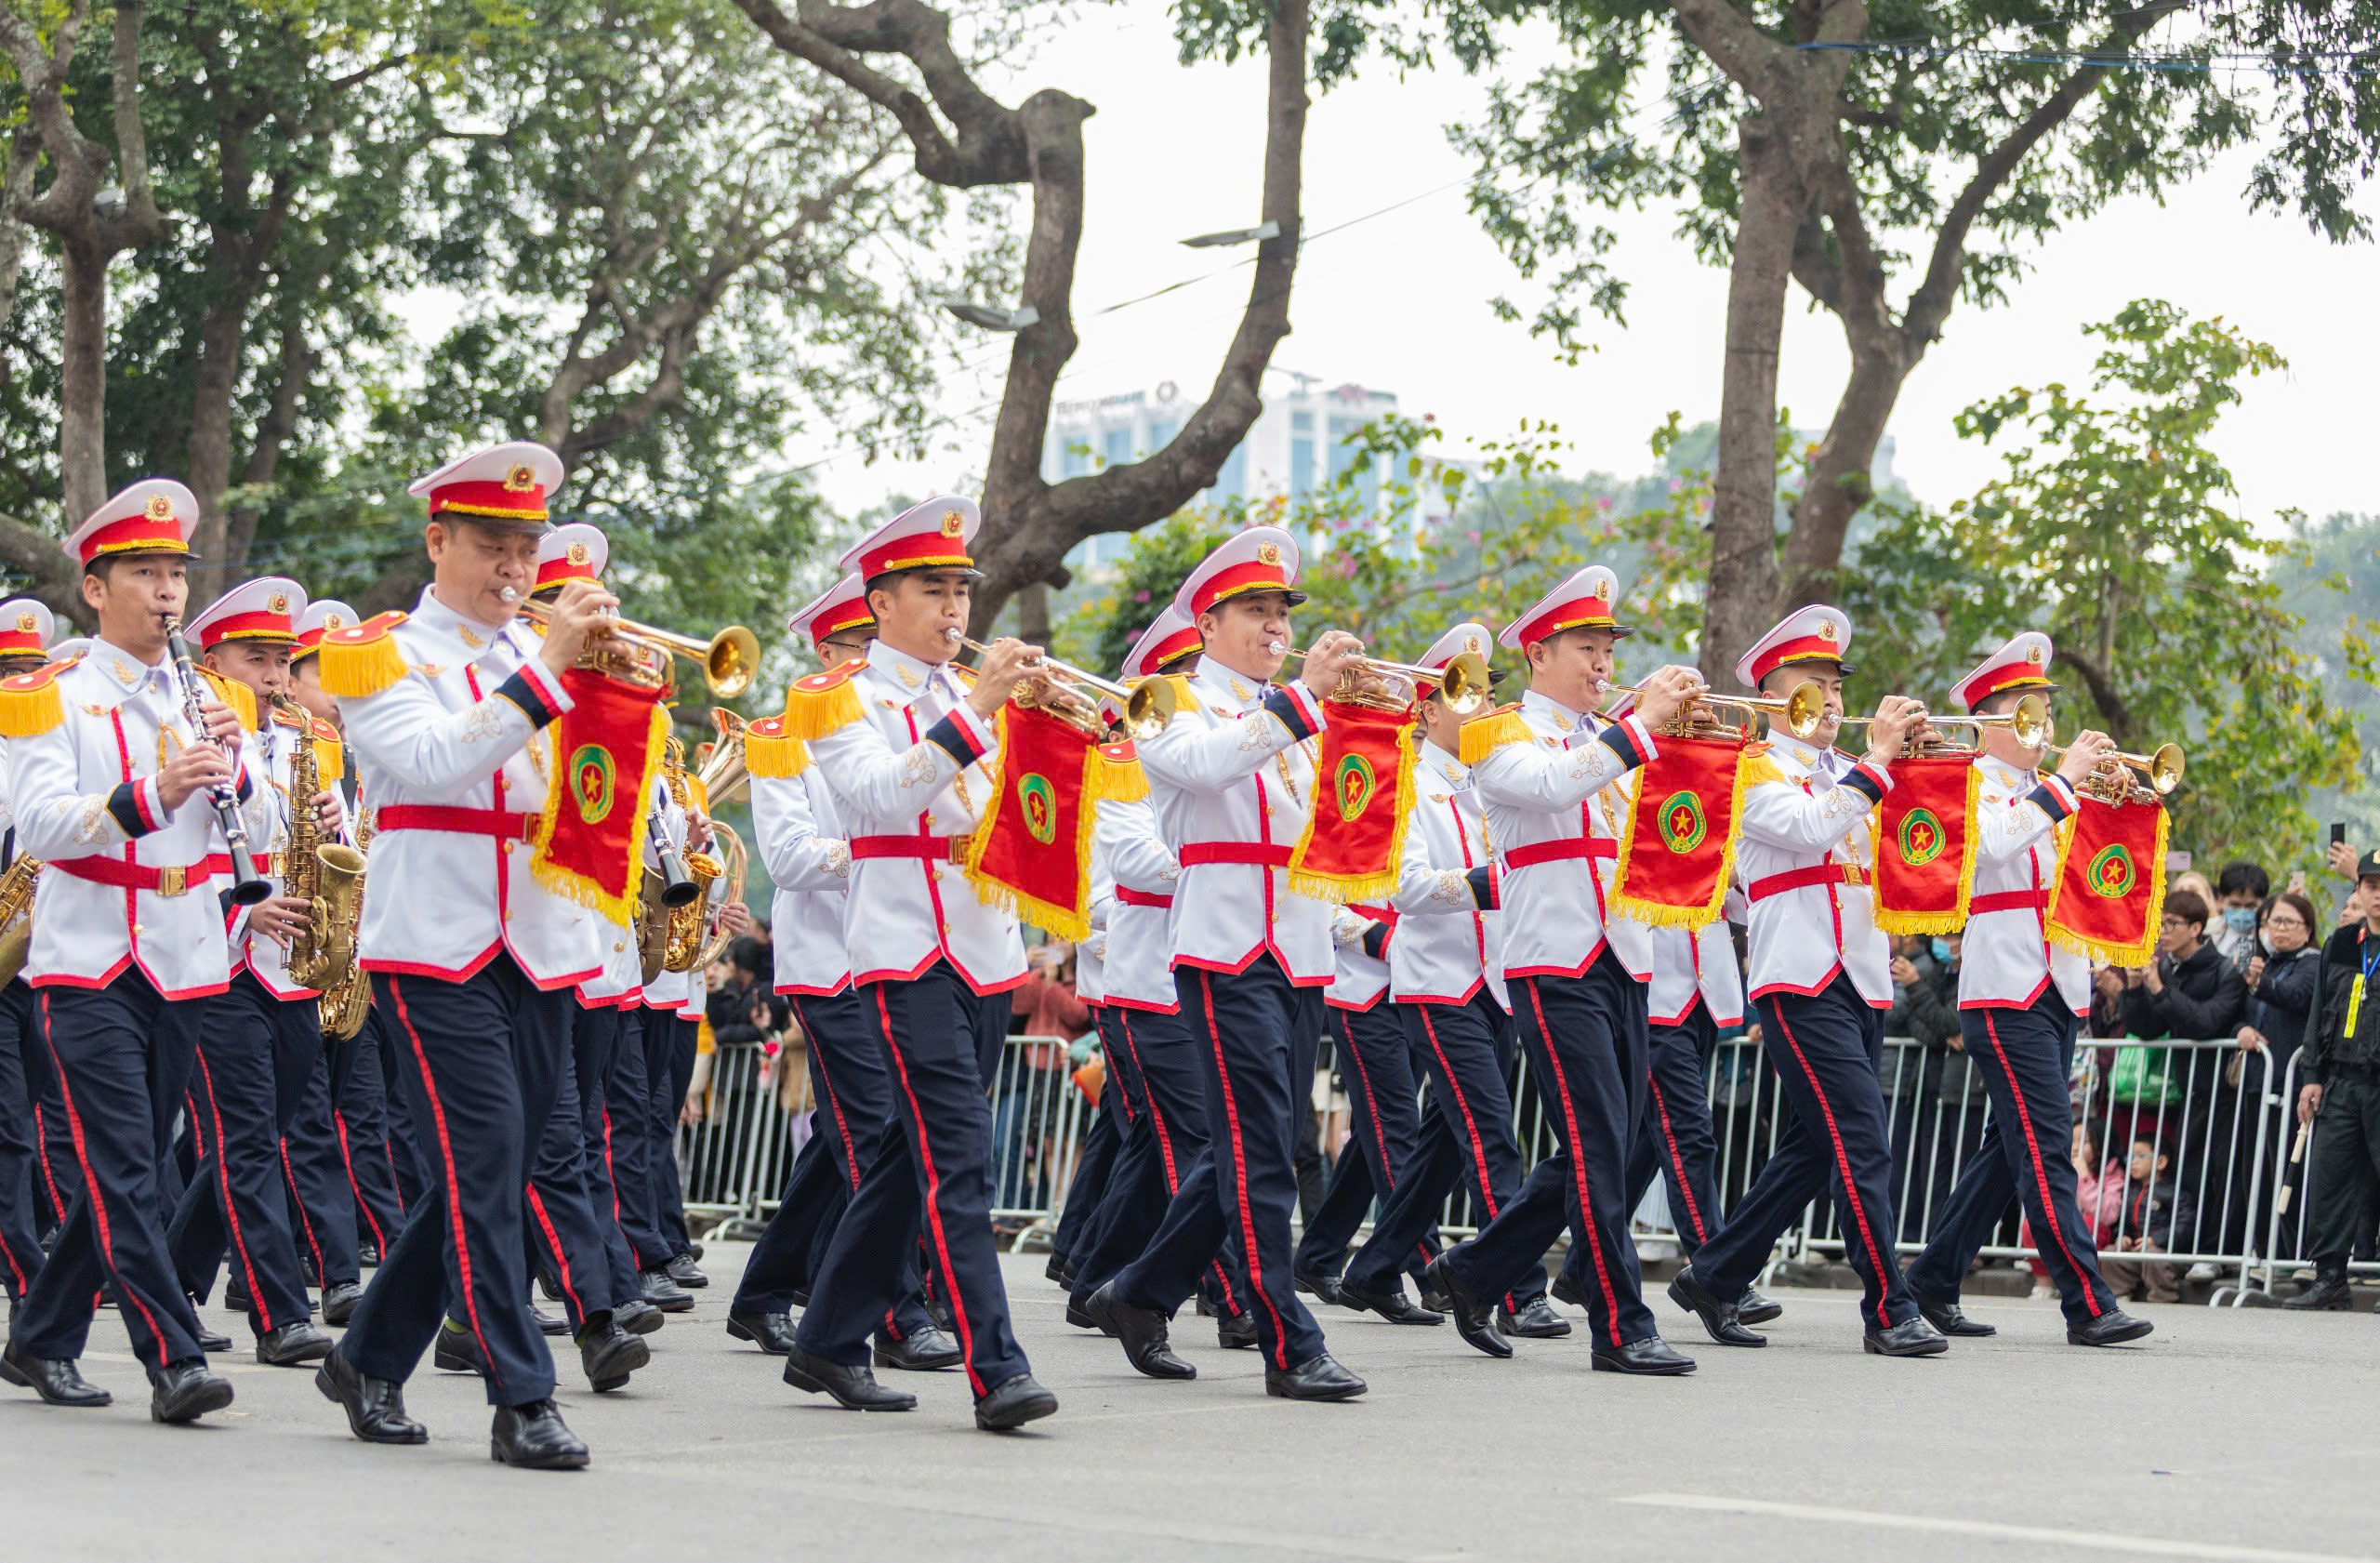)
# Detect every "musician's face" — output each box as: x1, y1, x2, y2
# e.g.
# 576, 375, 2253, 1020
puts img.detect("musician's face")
1764, 662, 1843, 747
426, 518, 539, 627
866, 570, 972, 665
82, 552, 188, 656
203, 639, 296, 700
1198, 593, 1293, 682
1525, 627, 1616, 711
290, 656, 339, 728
